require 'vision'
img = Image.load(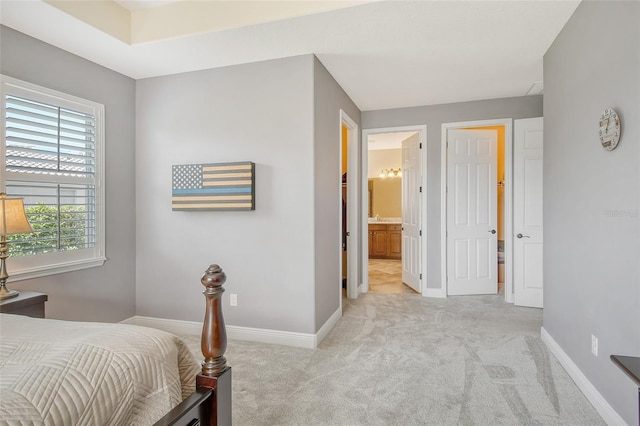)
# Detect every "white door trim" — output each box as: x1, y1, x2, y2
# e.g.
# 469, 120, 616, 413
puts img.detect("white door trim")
340, 110, 360, 303
441, 118, 514, 302
361, 125, 427, 295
